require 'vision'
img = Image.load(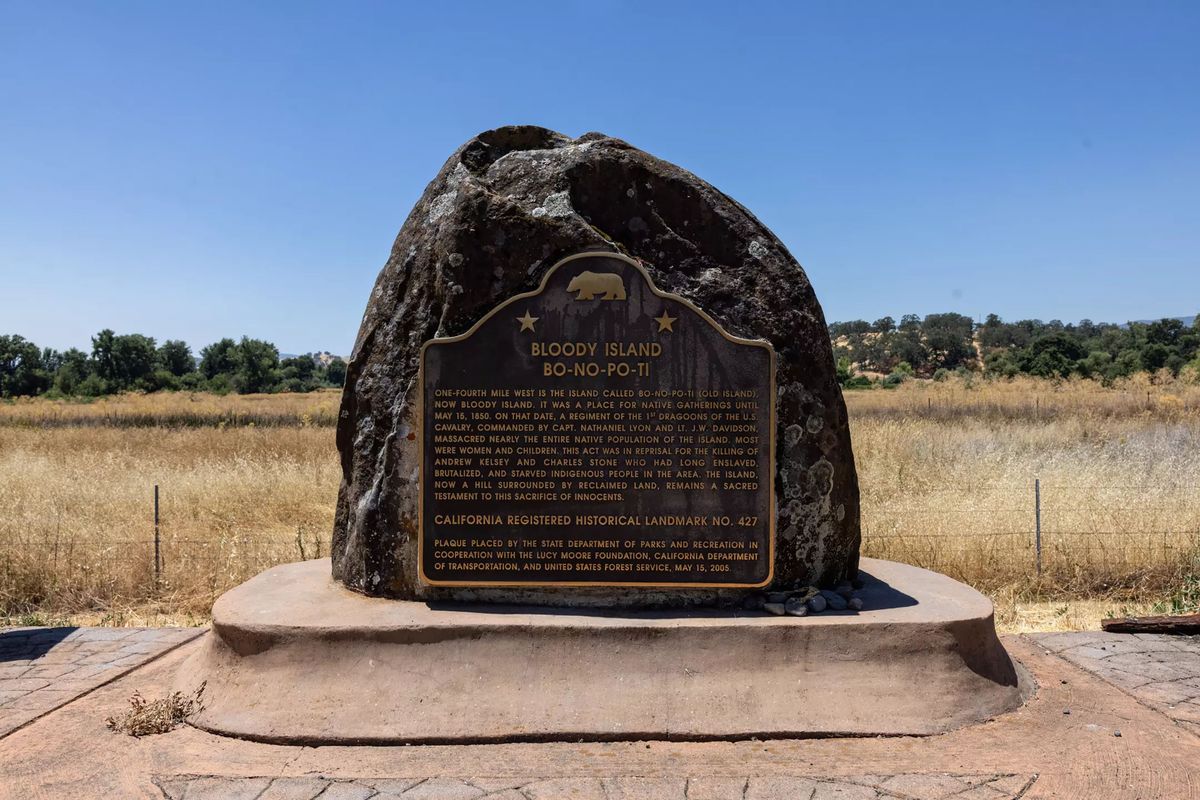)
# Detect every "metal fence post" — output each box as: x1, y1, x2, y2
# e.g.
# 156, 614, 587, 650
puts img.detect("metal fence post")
1034, 478, 1042, 578
154, 484, 161, 586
